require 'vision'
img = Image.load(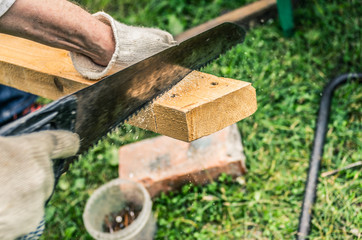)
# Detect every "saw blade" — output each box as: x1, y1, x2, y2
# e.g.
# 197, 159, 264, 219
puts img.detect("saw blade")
71, 22, 245, 152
